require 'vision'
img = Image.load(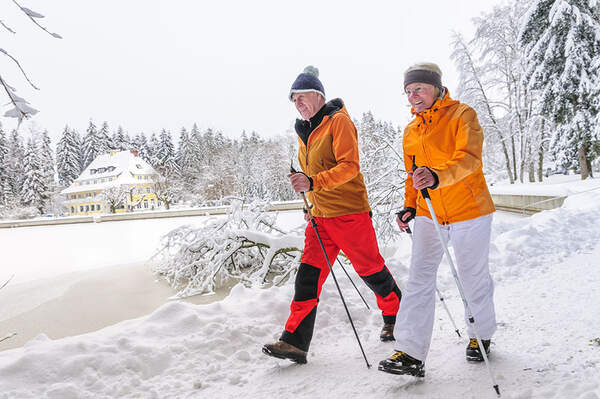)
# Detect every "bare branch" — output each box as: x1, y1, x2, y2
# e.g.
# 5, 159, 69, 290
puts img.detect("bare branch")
0, 48, 40, 90
12, 0, 62, 39
0, 19, 16, 34
1, 274, 15, 290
